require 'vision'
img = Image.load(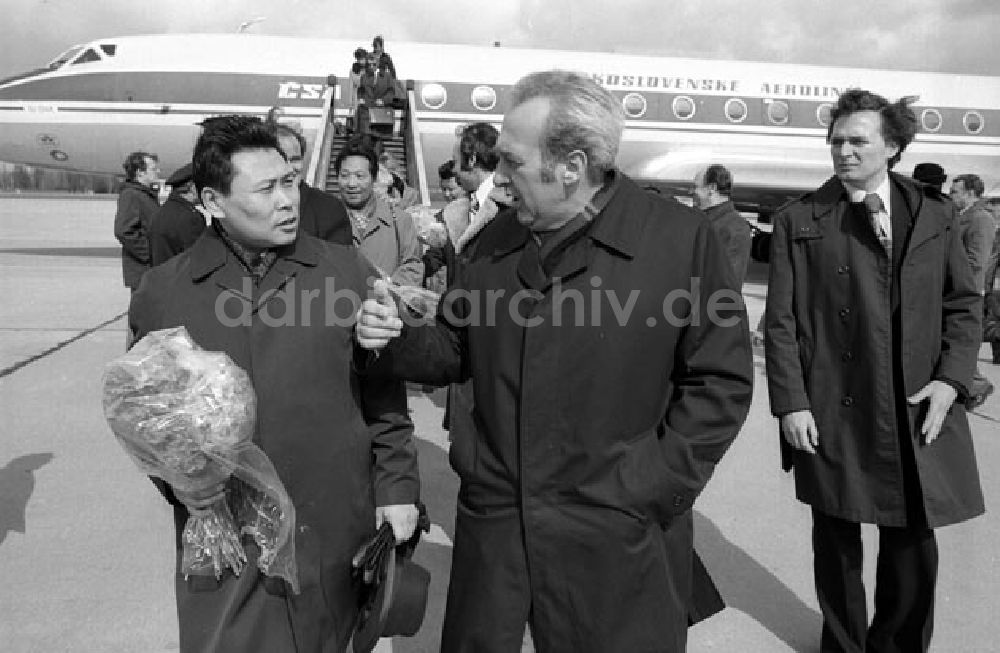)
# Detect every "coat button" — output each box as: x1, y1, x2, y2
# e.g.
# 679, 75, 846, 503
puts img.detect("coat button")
839, 307, 851, 318
837, 265, 851, 274
841, 396, 854, 407
842, 351, 853, 361
672, 495, 684, 507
